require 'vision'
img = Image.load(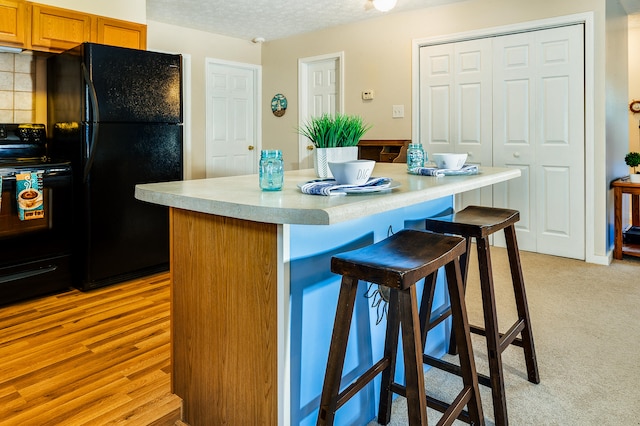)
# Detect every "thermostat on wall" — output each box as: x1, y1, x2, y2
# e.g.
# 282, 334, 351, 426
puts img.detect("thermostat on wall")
362, 90, 375, 100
